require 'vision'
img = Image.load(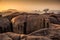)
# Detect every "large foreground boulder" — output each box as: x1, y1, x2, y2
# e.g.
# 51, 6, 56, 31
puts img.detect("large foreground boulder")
11, 14, 43, 34
11, 13, 50, 34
